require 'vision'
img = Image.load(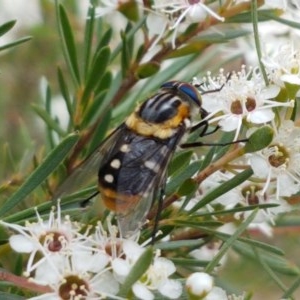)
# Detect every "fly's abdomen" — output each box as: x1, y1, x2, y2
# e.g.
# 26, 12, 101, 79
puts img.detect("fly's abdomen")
97, 186, 142, 213
98, 134, 168, 214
